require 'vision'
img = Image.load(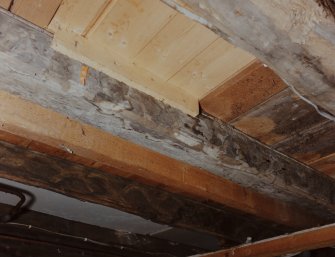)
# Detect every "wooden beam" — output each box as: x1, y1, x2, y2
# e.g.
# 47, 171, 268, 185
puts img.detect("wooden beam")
0, 93, 328, 230
162, 0, 335, 117
0, 139, 300, 243
196, 223, 335, 257
0, 8, 335, 225
0, 203, 202, 257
